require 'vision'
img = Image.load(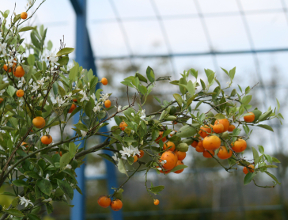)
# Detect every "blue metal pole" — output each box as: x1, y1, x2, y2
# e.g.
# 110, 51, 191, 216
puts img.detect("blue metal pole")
70, 0, 87, 220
